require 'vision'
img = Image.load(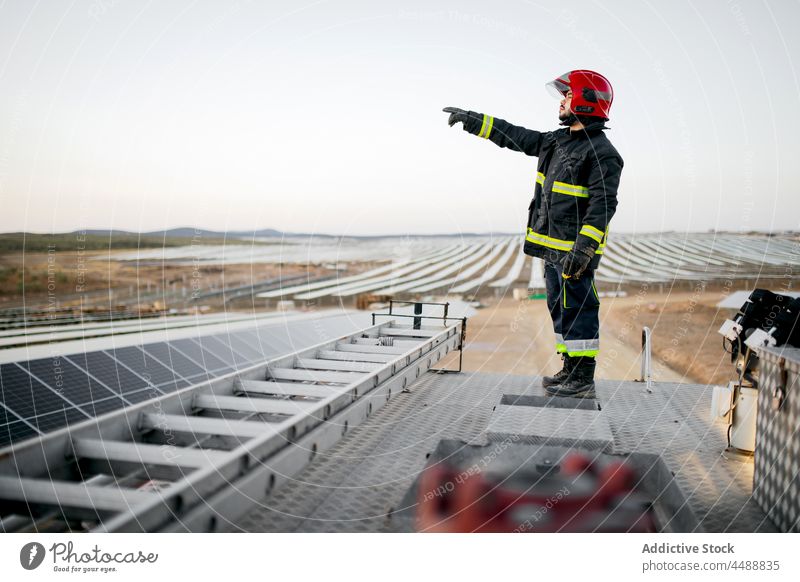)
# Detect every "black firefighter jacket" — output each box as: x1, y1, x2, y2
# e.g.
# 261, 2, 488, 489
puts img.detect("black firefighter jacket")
462, 112, 623, 269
